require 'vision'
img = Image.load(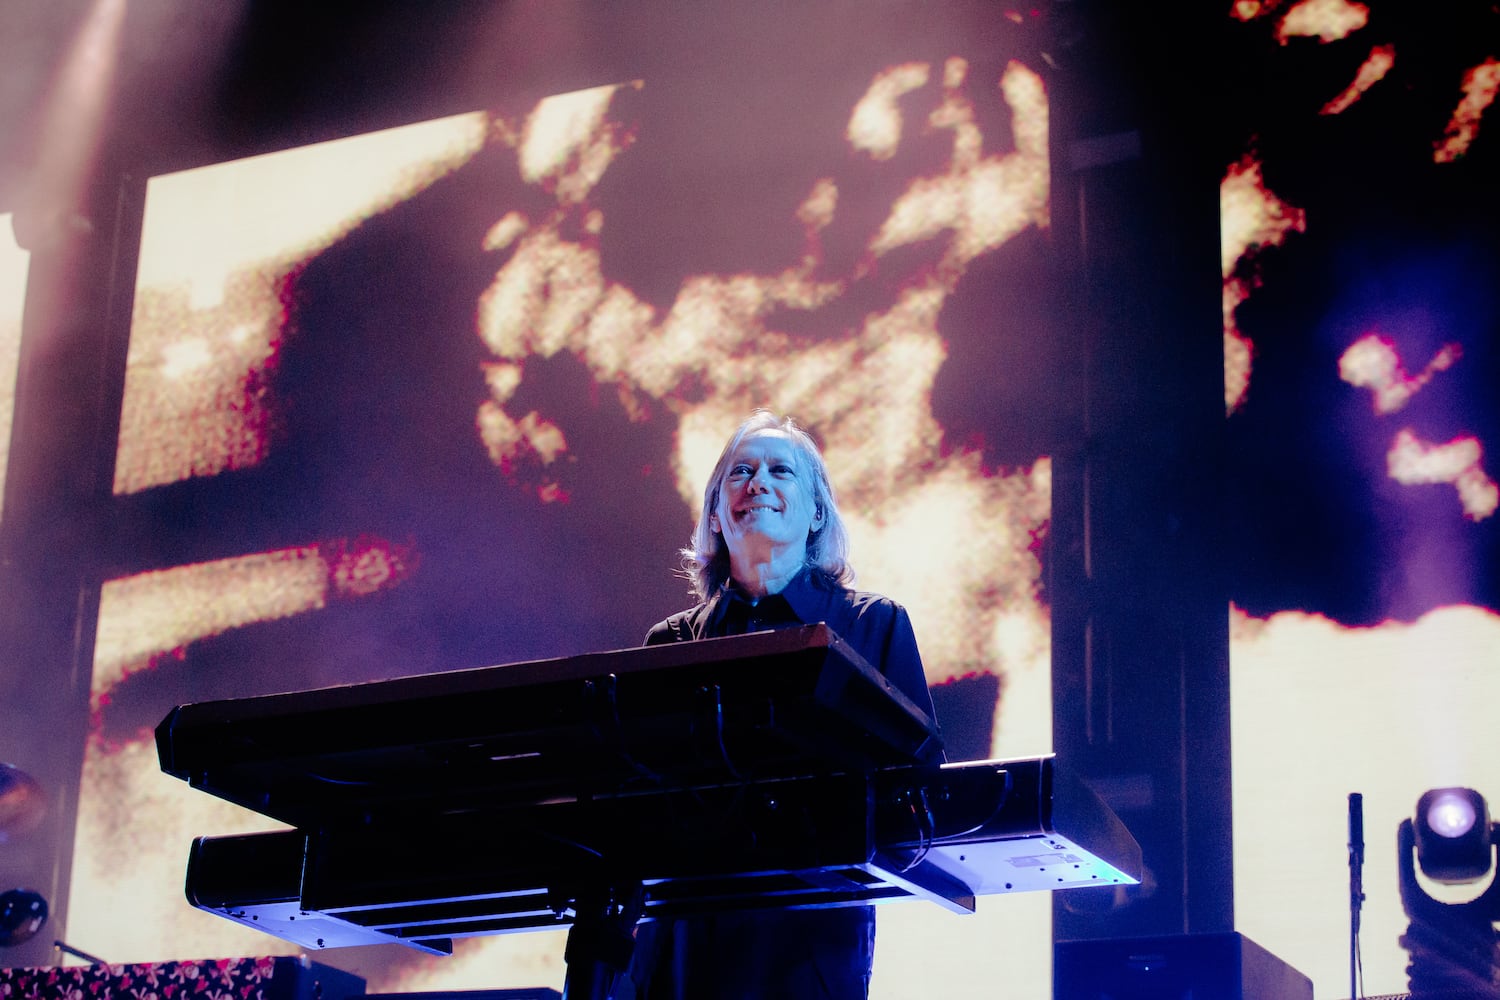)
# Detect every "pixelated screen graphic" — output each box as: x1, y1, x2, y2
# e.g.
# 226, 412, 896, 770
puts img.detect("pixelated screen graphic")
1223, 2, 1500, 995
0, 214, 28, 525
69, 20, 1063, 997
